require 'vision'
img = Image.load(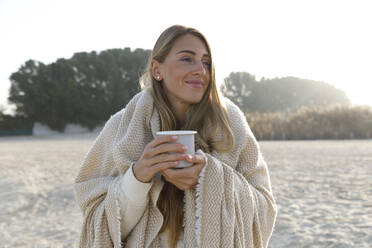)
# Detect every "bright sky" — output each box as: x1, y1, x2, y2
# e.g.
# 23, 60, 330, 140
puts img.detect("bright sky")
1, 0, 371, 113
